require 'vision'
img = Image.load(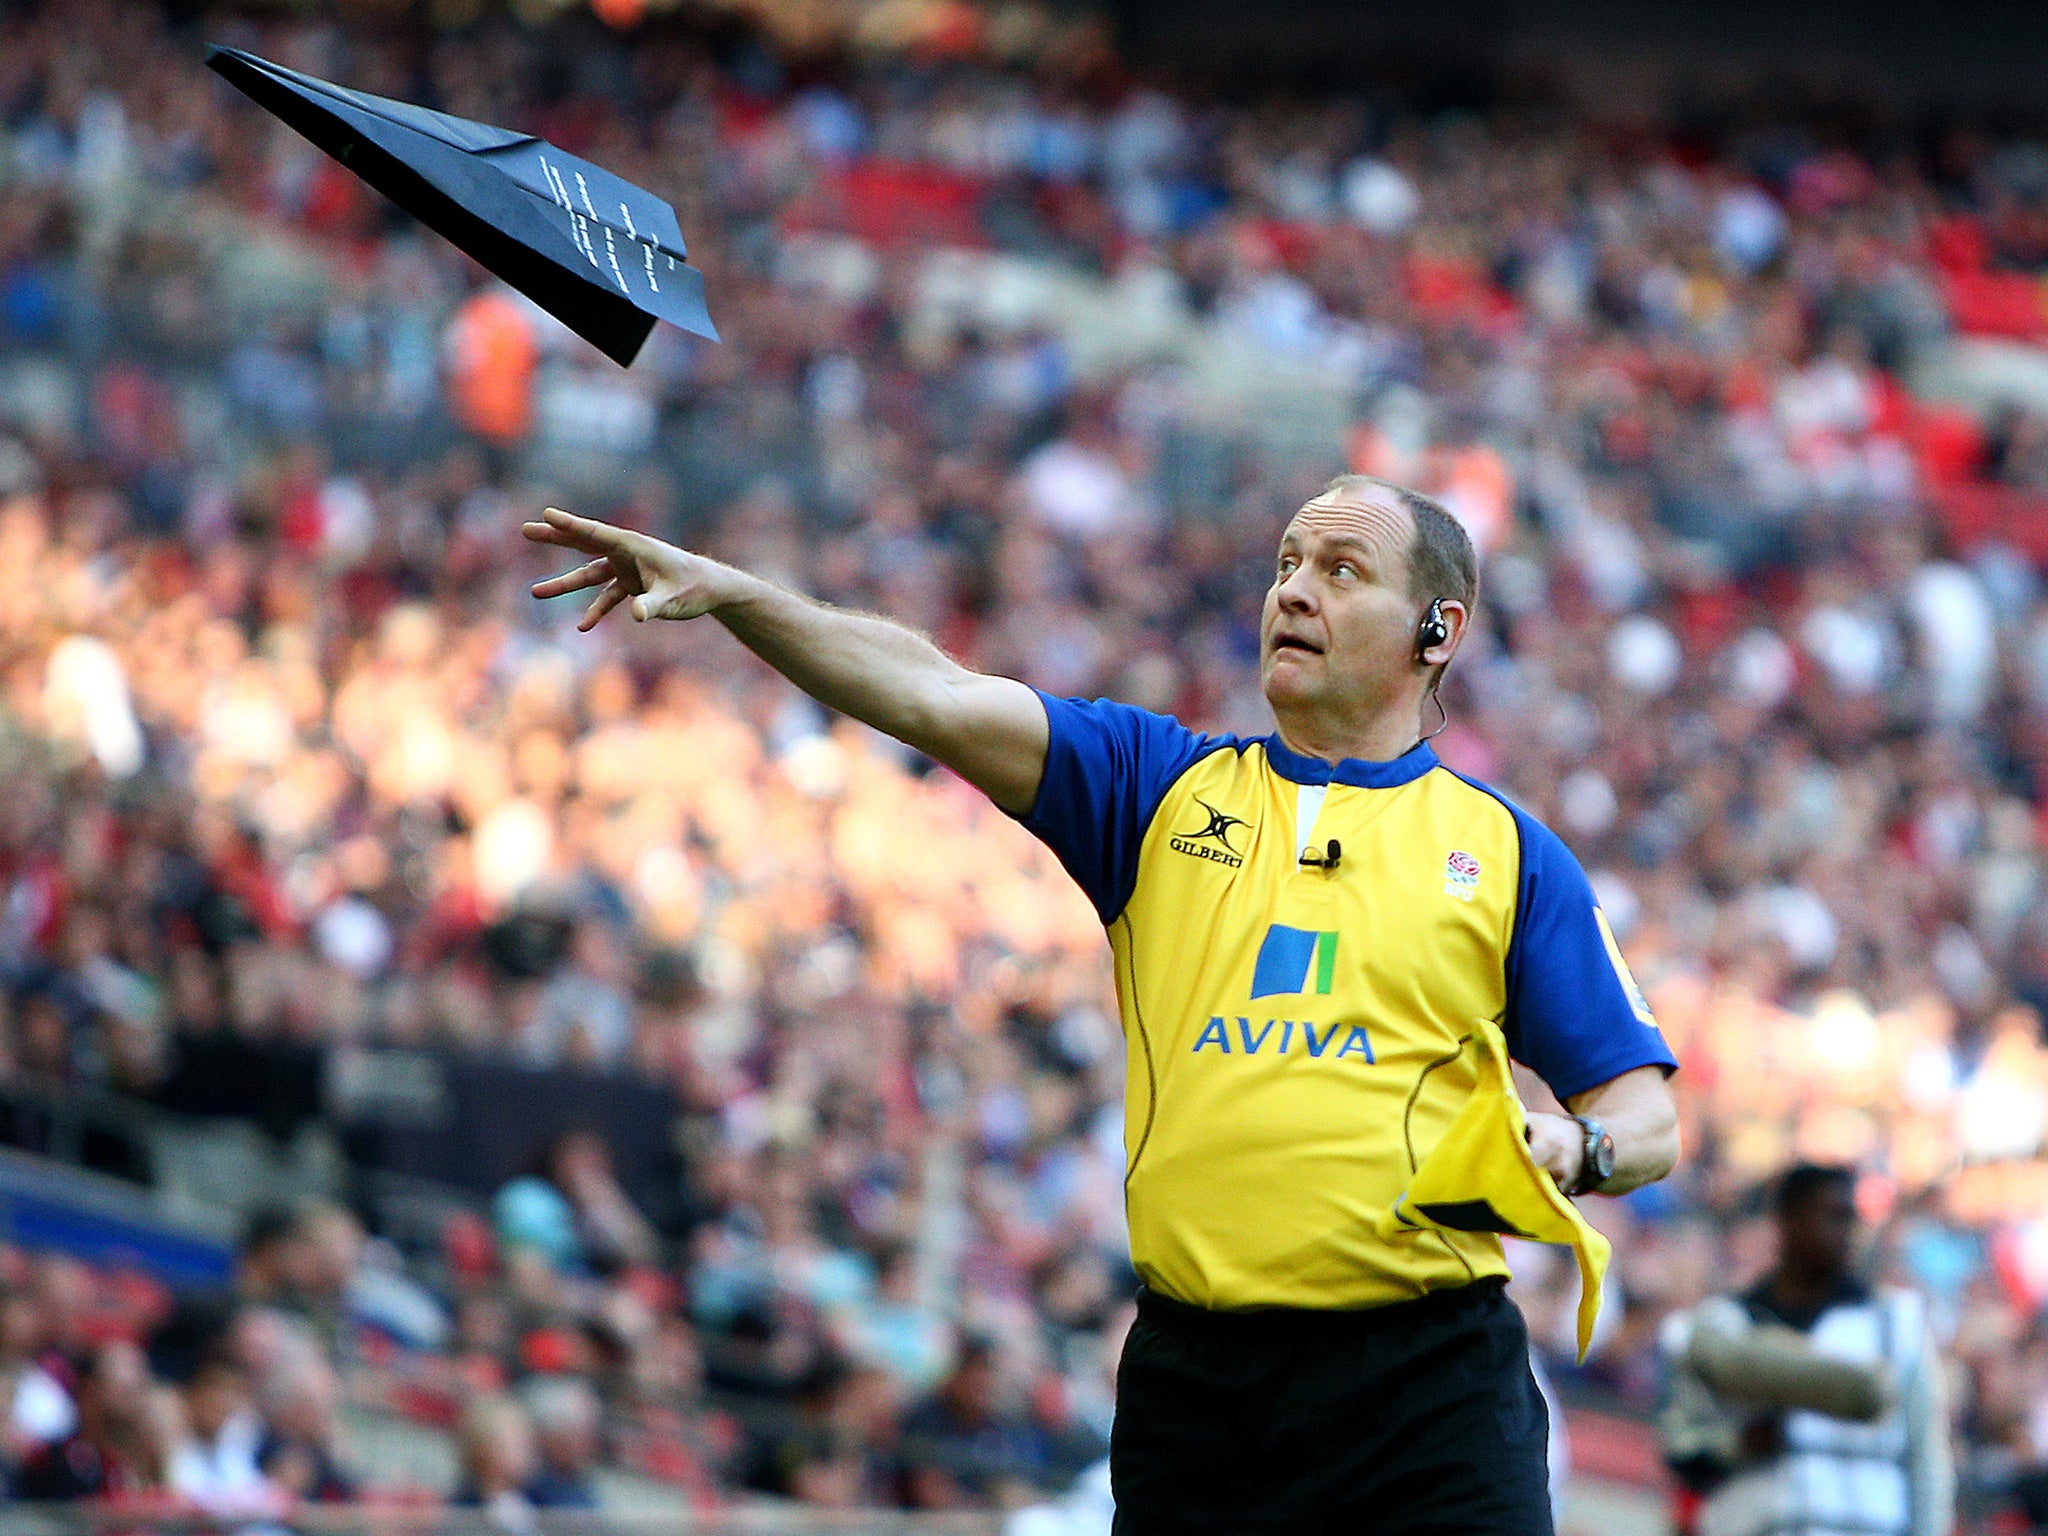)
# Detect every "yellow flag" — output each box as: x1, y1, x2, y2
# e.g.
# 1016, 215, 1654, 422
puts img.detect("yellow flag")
1392, 1021, 1610, 1361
